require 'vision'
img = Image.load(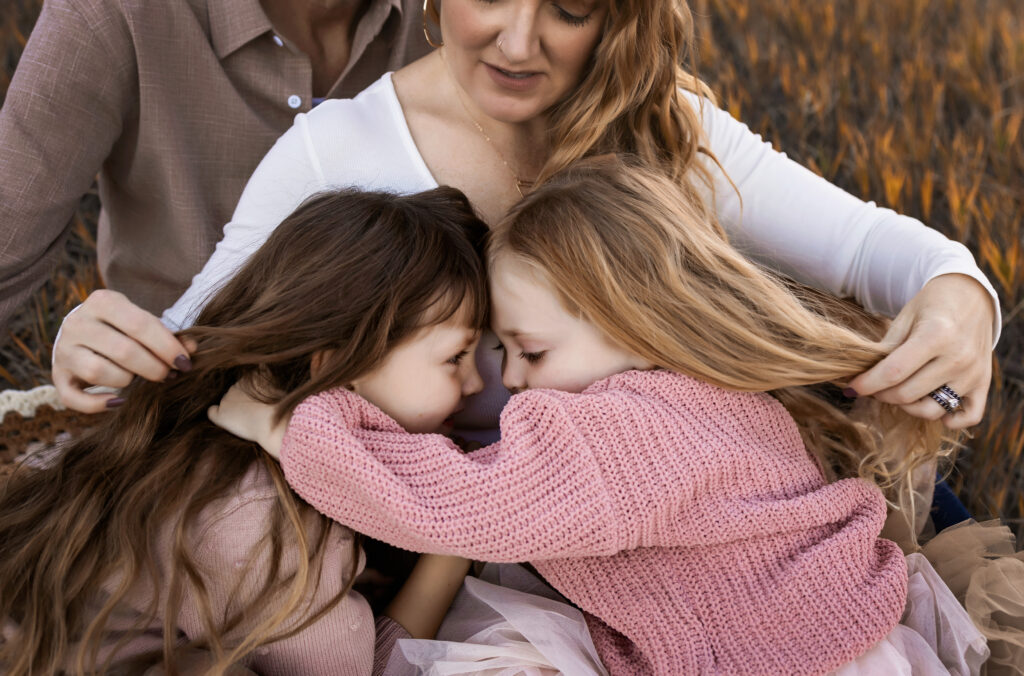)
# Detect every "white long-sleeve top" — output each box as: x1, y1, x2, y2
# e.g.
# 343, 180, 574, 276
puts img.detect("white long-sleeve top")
162, 72, 1000, 432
